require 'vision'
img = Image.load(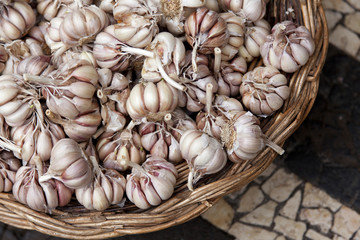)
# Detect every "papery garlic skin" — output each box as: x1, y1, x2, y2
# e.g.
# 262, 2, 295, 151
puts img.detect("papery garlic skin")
39, 138, 93, 189
0, 0, 36, 43
239, 19, 271, 62
126, 156, 178, 209
0, 157, 20, 192
0, 46, 8, 73
126, 81, 179, 121
261, 21, 315, 73
240, 66, 290, 117
180, 130, 227, 190
219, 0, 266, 22
76, 168, 126, 211
2, 40, 32, 75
